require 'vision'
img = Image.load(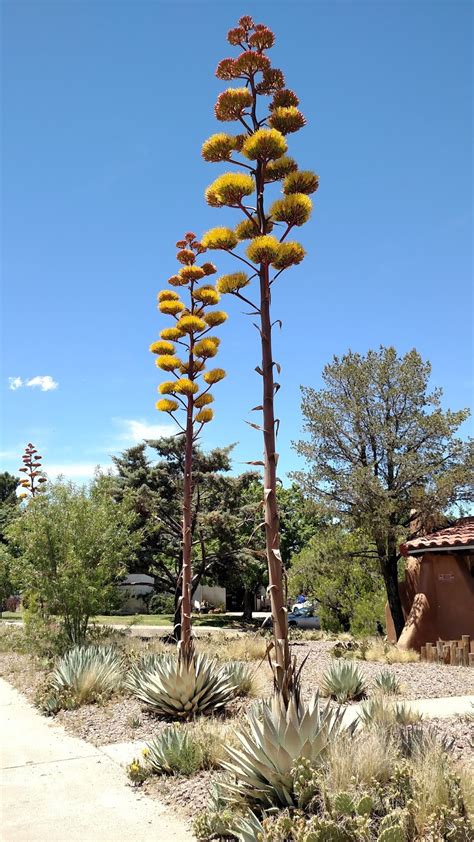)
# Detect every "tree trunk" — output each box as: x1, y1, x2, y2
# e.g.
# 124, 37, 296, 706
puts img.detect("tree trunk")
259, 262, 291, 698
242, 588, 254, 622
179, 398, 194, 663
382, 555, 405, 640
